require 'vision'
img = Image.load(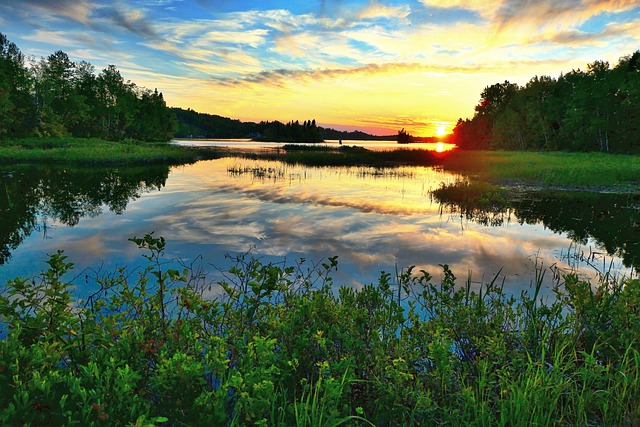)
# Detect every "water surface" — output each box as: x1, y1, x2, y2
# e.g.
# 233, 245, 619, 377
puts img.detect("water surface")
0, 157, 637, 300
171, 138, 456, 152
